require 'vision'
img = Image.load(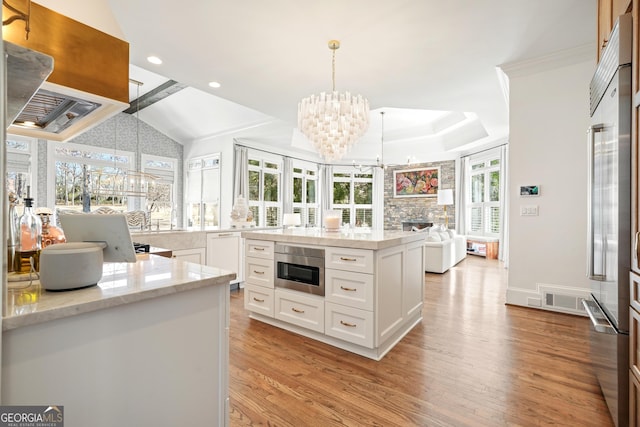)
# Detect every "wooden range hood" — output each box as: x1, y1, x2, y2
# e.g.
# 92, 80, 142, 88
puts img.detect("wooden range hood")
3, 0, 129, 141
